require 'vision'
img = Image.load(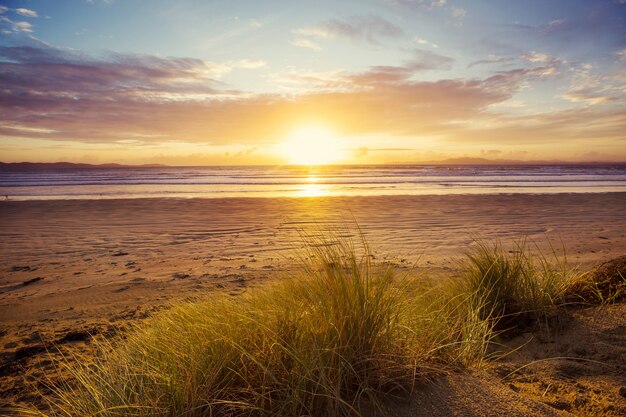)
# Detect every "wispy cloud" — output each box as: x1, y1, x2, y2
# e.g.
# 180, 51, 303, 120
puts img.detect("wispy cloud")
468, 54, 515, 68
0, 16, 34, 33
232, 59, 266, 69
413, 37, 438, 48
0, 5, 38, 33
86, 0, 115, 5
521, 51, 561, 65
355, 49, 455, 83
1, 37, 623, 162
0, 45, 232, 101
294, 15, 404, 45
502, 3, 625, 51
15, 8, 38, 18
387, 0, 447, 10
448, 106, 626, 148
562, 89, 617, 105
1, 43, 587, 147
451, 7, 466, 19
503, 18, 567, 36
291, 38, 322, 51
560, 61, 625, 106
